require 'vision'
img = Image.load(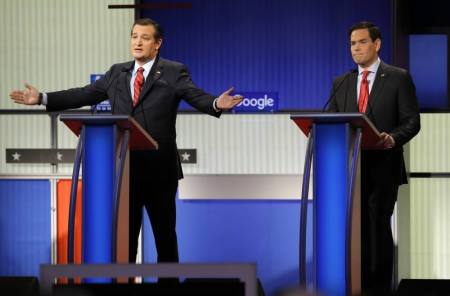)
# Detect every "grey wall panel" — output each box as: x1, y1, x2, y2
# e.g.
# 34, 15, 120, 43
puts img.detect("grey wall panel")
176, 114, 306, 174
409, 114, 450, 172
56, 117, 79, 175
1, 0, 133, 175
1, 0, 134, 110
175, 114, 308, 199
0, 115, 52, 174
178, 174, 309, 200
398, 114, 450, 281
408, 178, 450, 279
54, 113, 309, 197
